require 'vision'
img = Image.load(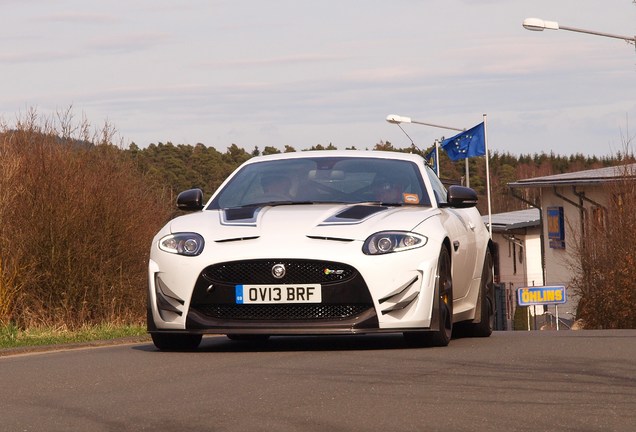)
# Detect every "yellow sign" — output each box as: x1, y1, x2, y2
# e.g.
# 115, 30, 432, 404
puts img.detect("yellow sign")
517, 286, 567, 306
